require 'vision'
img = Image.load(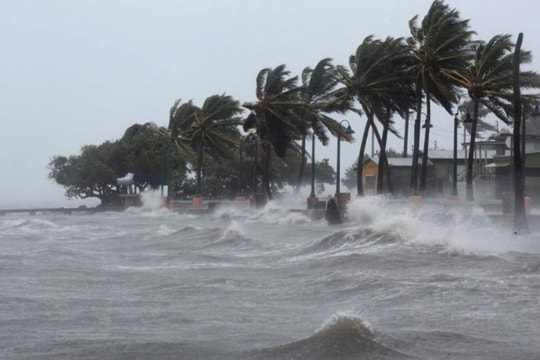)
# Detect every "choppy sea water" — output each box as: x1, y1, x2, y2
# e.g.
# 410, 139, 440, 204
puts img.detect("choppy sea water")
1, 196, 540, 360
